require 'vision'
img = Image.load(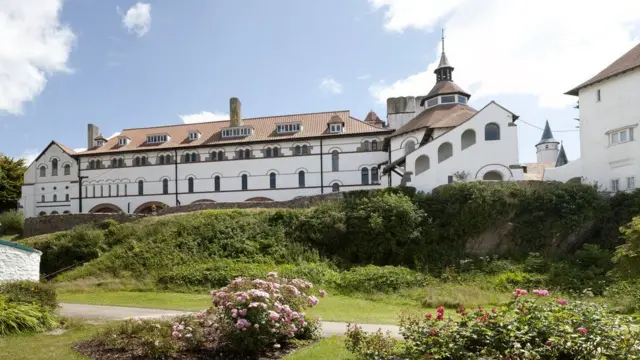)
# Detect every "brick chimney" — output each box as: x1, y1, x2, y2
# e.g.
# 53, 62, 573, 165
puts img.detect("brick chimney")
88, 124, 99, 148
230, 98, 243, 127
